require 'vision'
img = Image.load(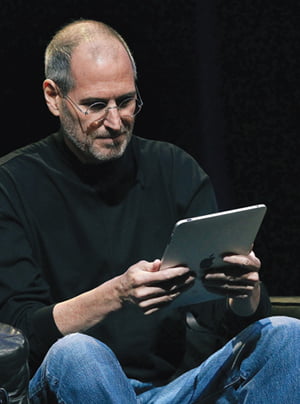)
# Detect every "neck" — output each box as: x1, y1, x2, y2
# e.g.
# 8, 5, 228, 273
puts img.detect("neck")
63, 135, 105, 165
